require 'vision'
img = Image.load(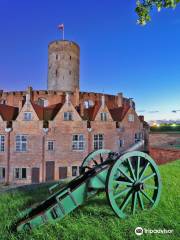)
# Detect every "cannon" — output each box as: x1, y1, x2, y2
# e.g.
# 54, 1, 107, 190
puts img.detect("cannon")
15, 143, 162, 232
